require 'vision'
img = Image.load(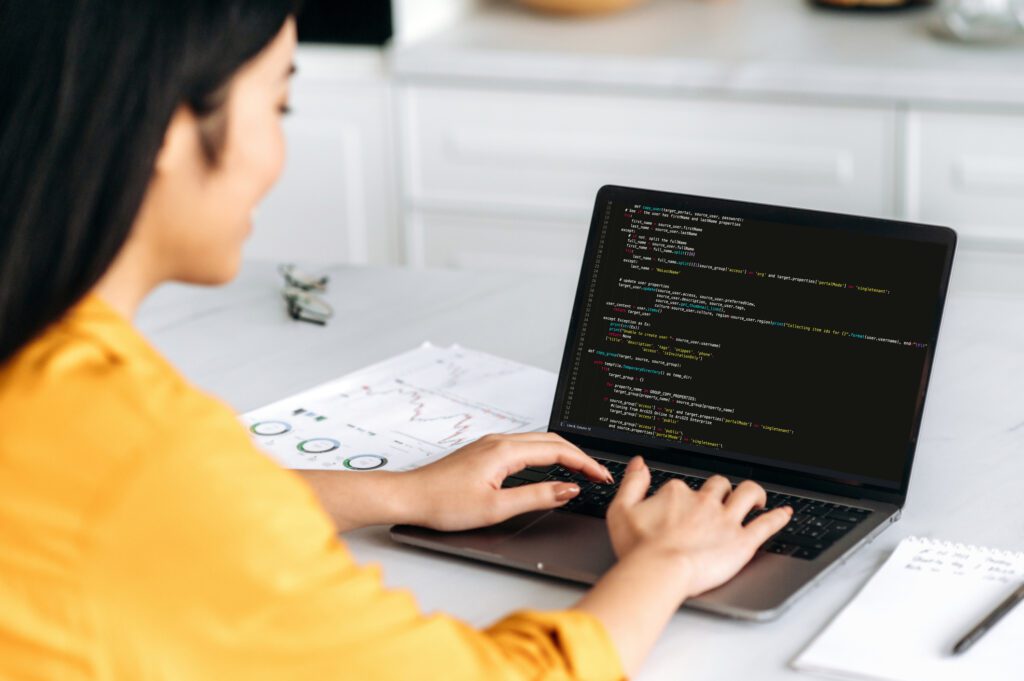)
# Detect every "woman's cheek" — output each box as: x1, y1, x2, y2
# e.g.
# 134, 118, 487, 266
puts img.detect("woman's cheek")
257, 120, 287, 201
